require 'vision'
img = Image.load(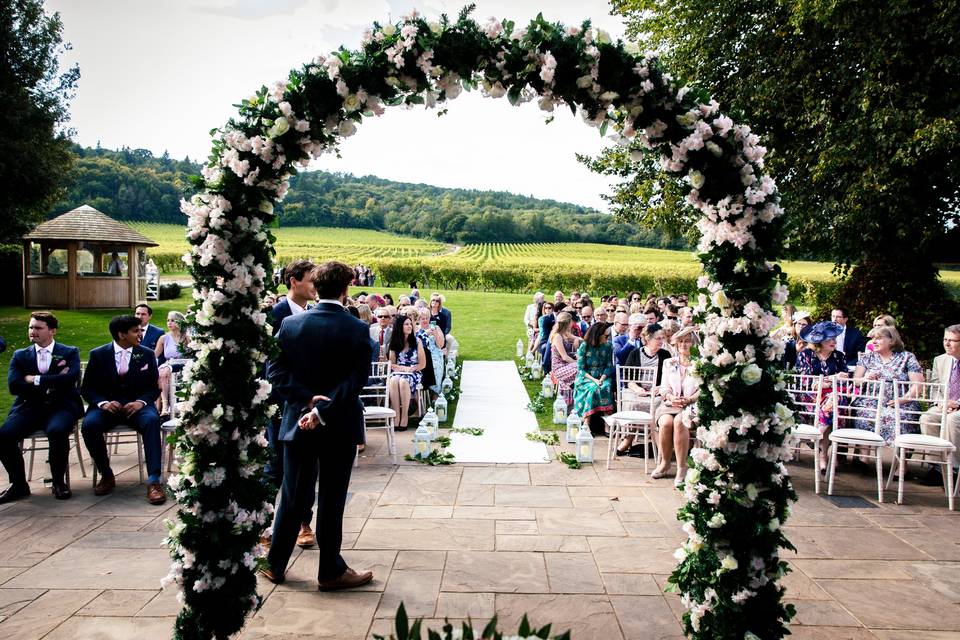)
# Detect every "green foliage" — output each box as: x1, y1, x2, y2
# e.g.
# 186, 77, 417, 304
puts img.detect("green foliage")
0, 0, 80, 244
404, 449, 456, 465
159, 282, 183, 300
374, 602, 571, 640
525, 395, 545, 414
450, 426, 484, 436
525, 431, 560, 445
556, 451, 581, 469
